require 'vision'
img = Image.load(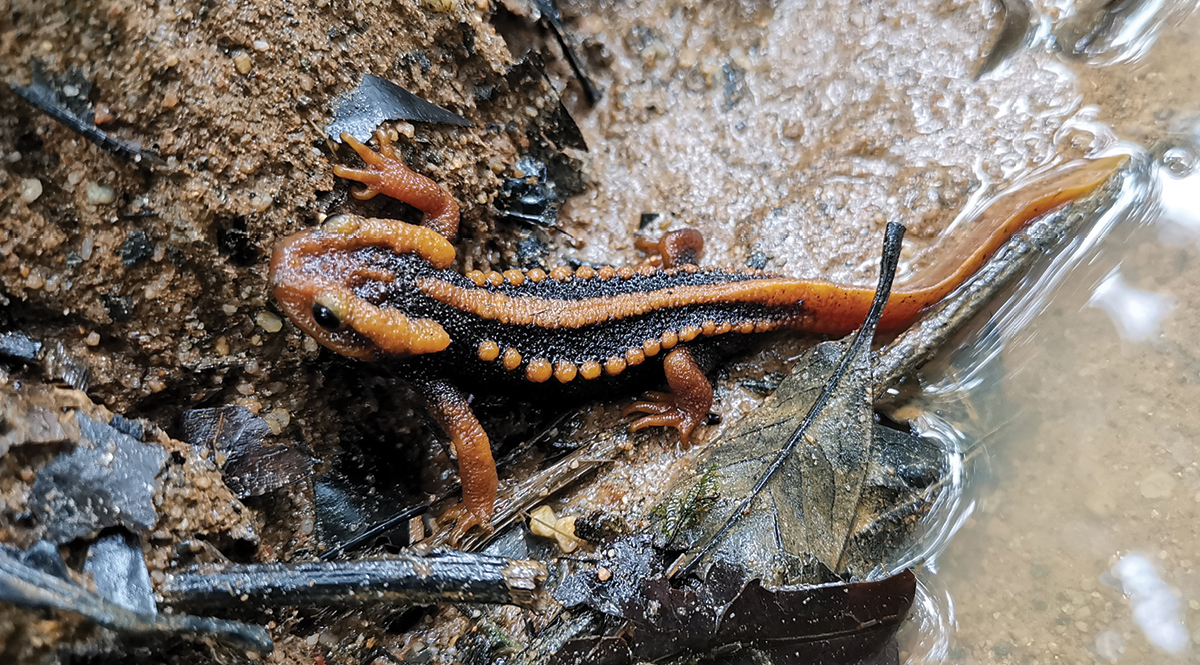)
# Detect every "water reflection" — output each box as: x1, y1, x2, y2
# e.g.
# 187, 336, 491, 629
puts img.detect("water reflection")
1087, 267, 1176, 342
